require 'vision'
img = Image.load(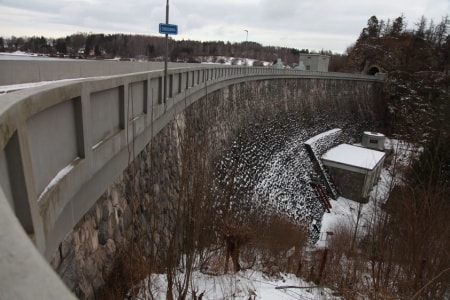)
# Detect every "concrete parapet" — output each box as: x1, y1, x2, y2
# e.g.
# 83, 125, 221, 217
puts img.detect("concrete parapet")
0, 60, 191, 85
